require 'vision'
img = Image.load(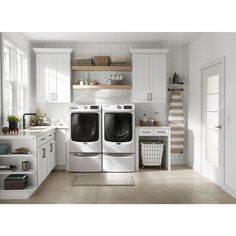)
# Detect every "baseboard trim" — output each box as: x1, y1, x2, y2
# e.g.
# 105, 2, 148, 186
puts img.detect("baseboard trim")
55, 165, 66, 170
171, 159, 186, 165
221, 184, 236, 199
